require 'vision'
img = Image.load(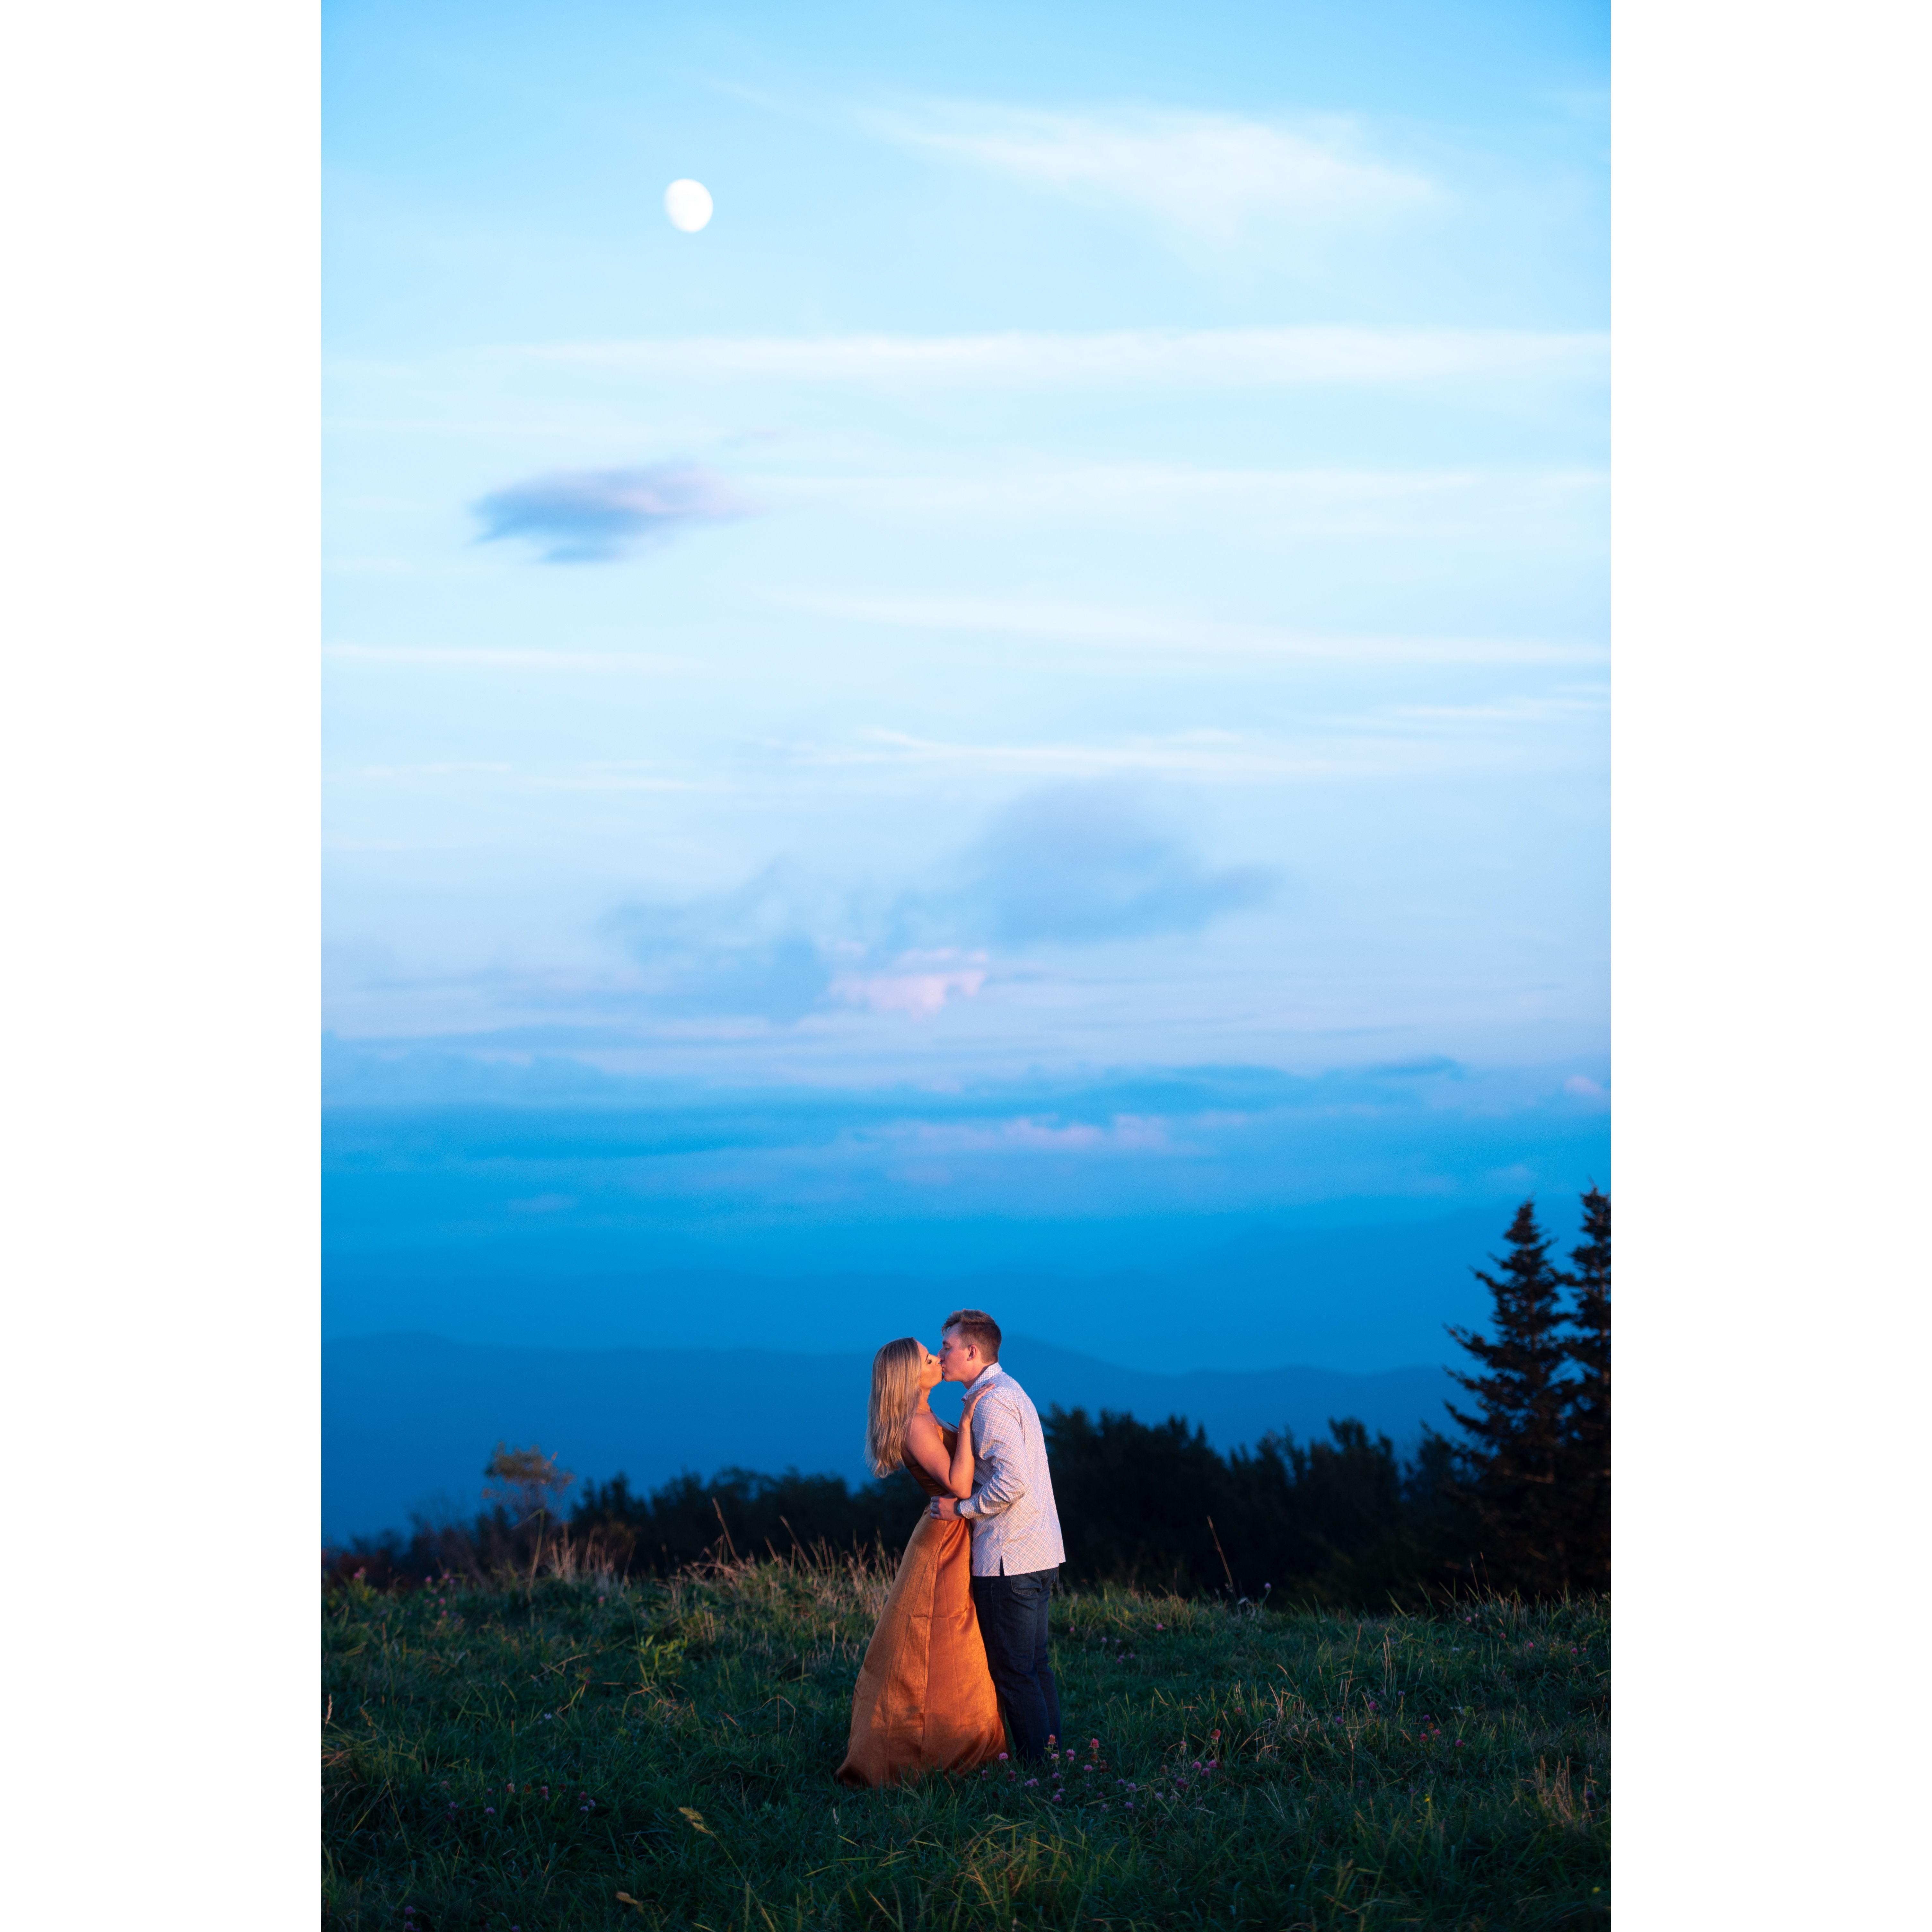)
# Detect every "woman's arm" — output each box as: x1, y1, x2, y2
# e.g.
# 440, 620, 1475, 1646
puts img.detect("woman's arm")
944, 1391, 984, 1498
901, 1411, 954, 1490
